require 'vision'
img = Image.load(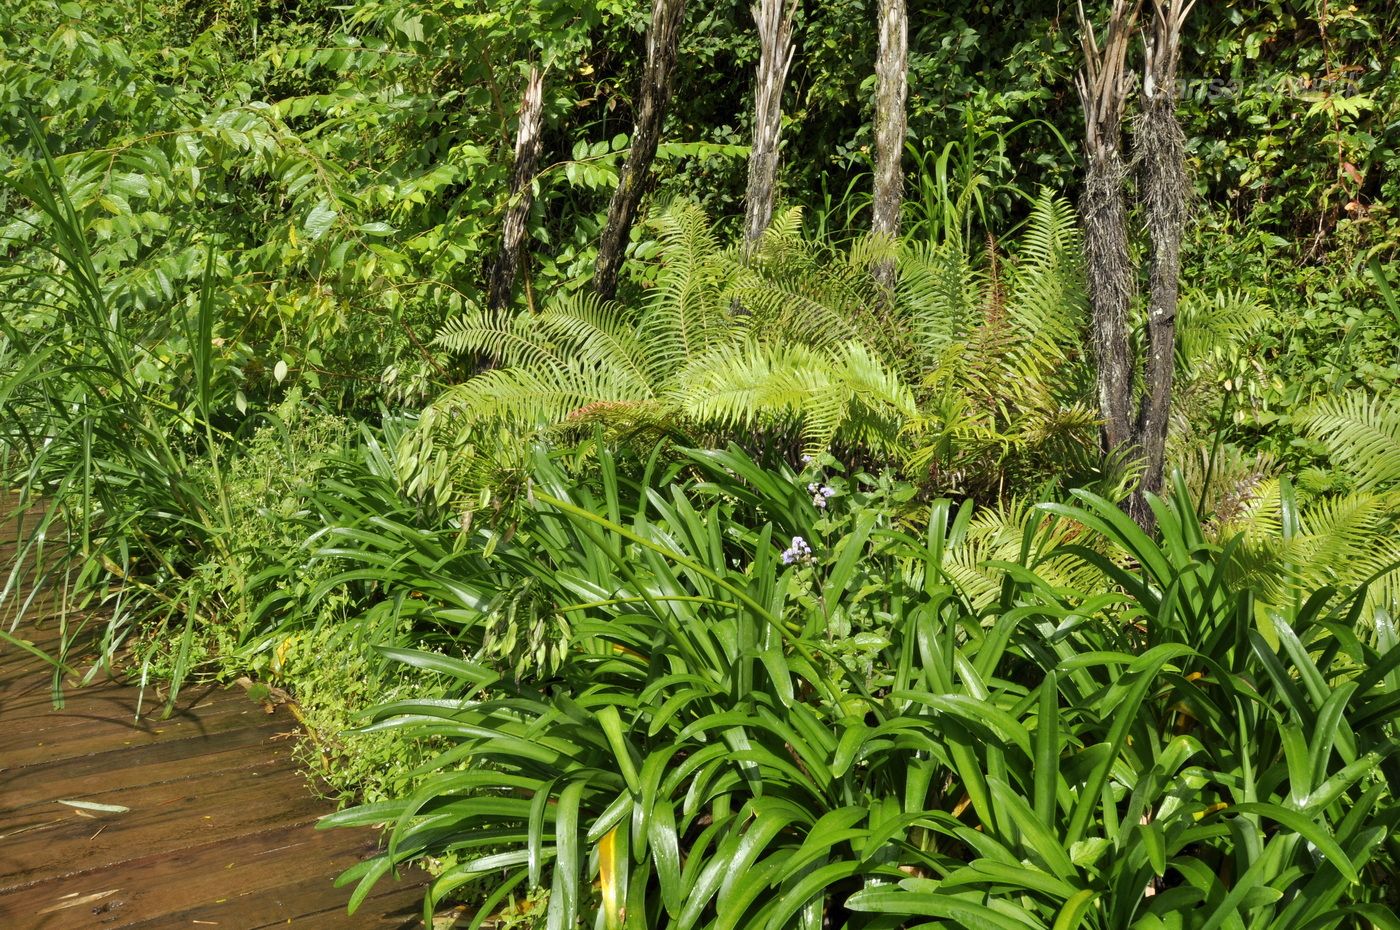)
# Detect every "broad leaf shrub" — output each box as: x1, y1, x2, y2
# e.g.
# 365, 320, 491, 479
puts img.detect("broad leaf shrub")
322, 448, 1400, 929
